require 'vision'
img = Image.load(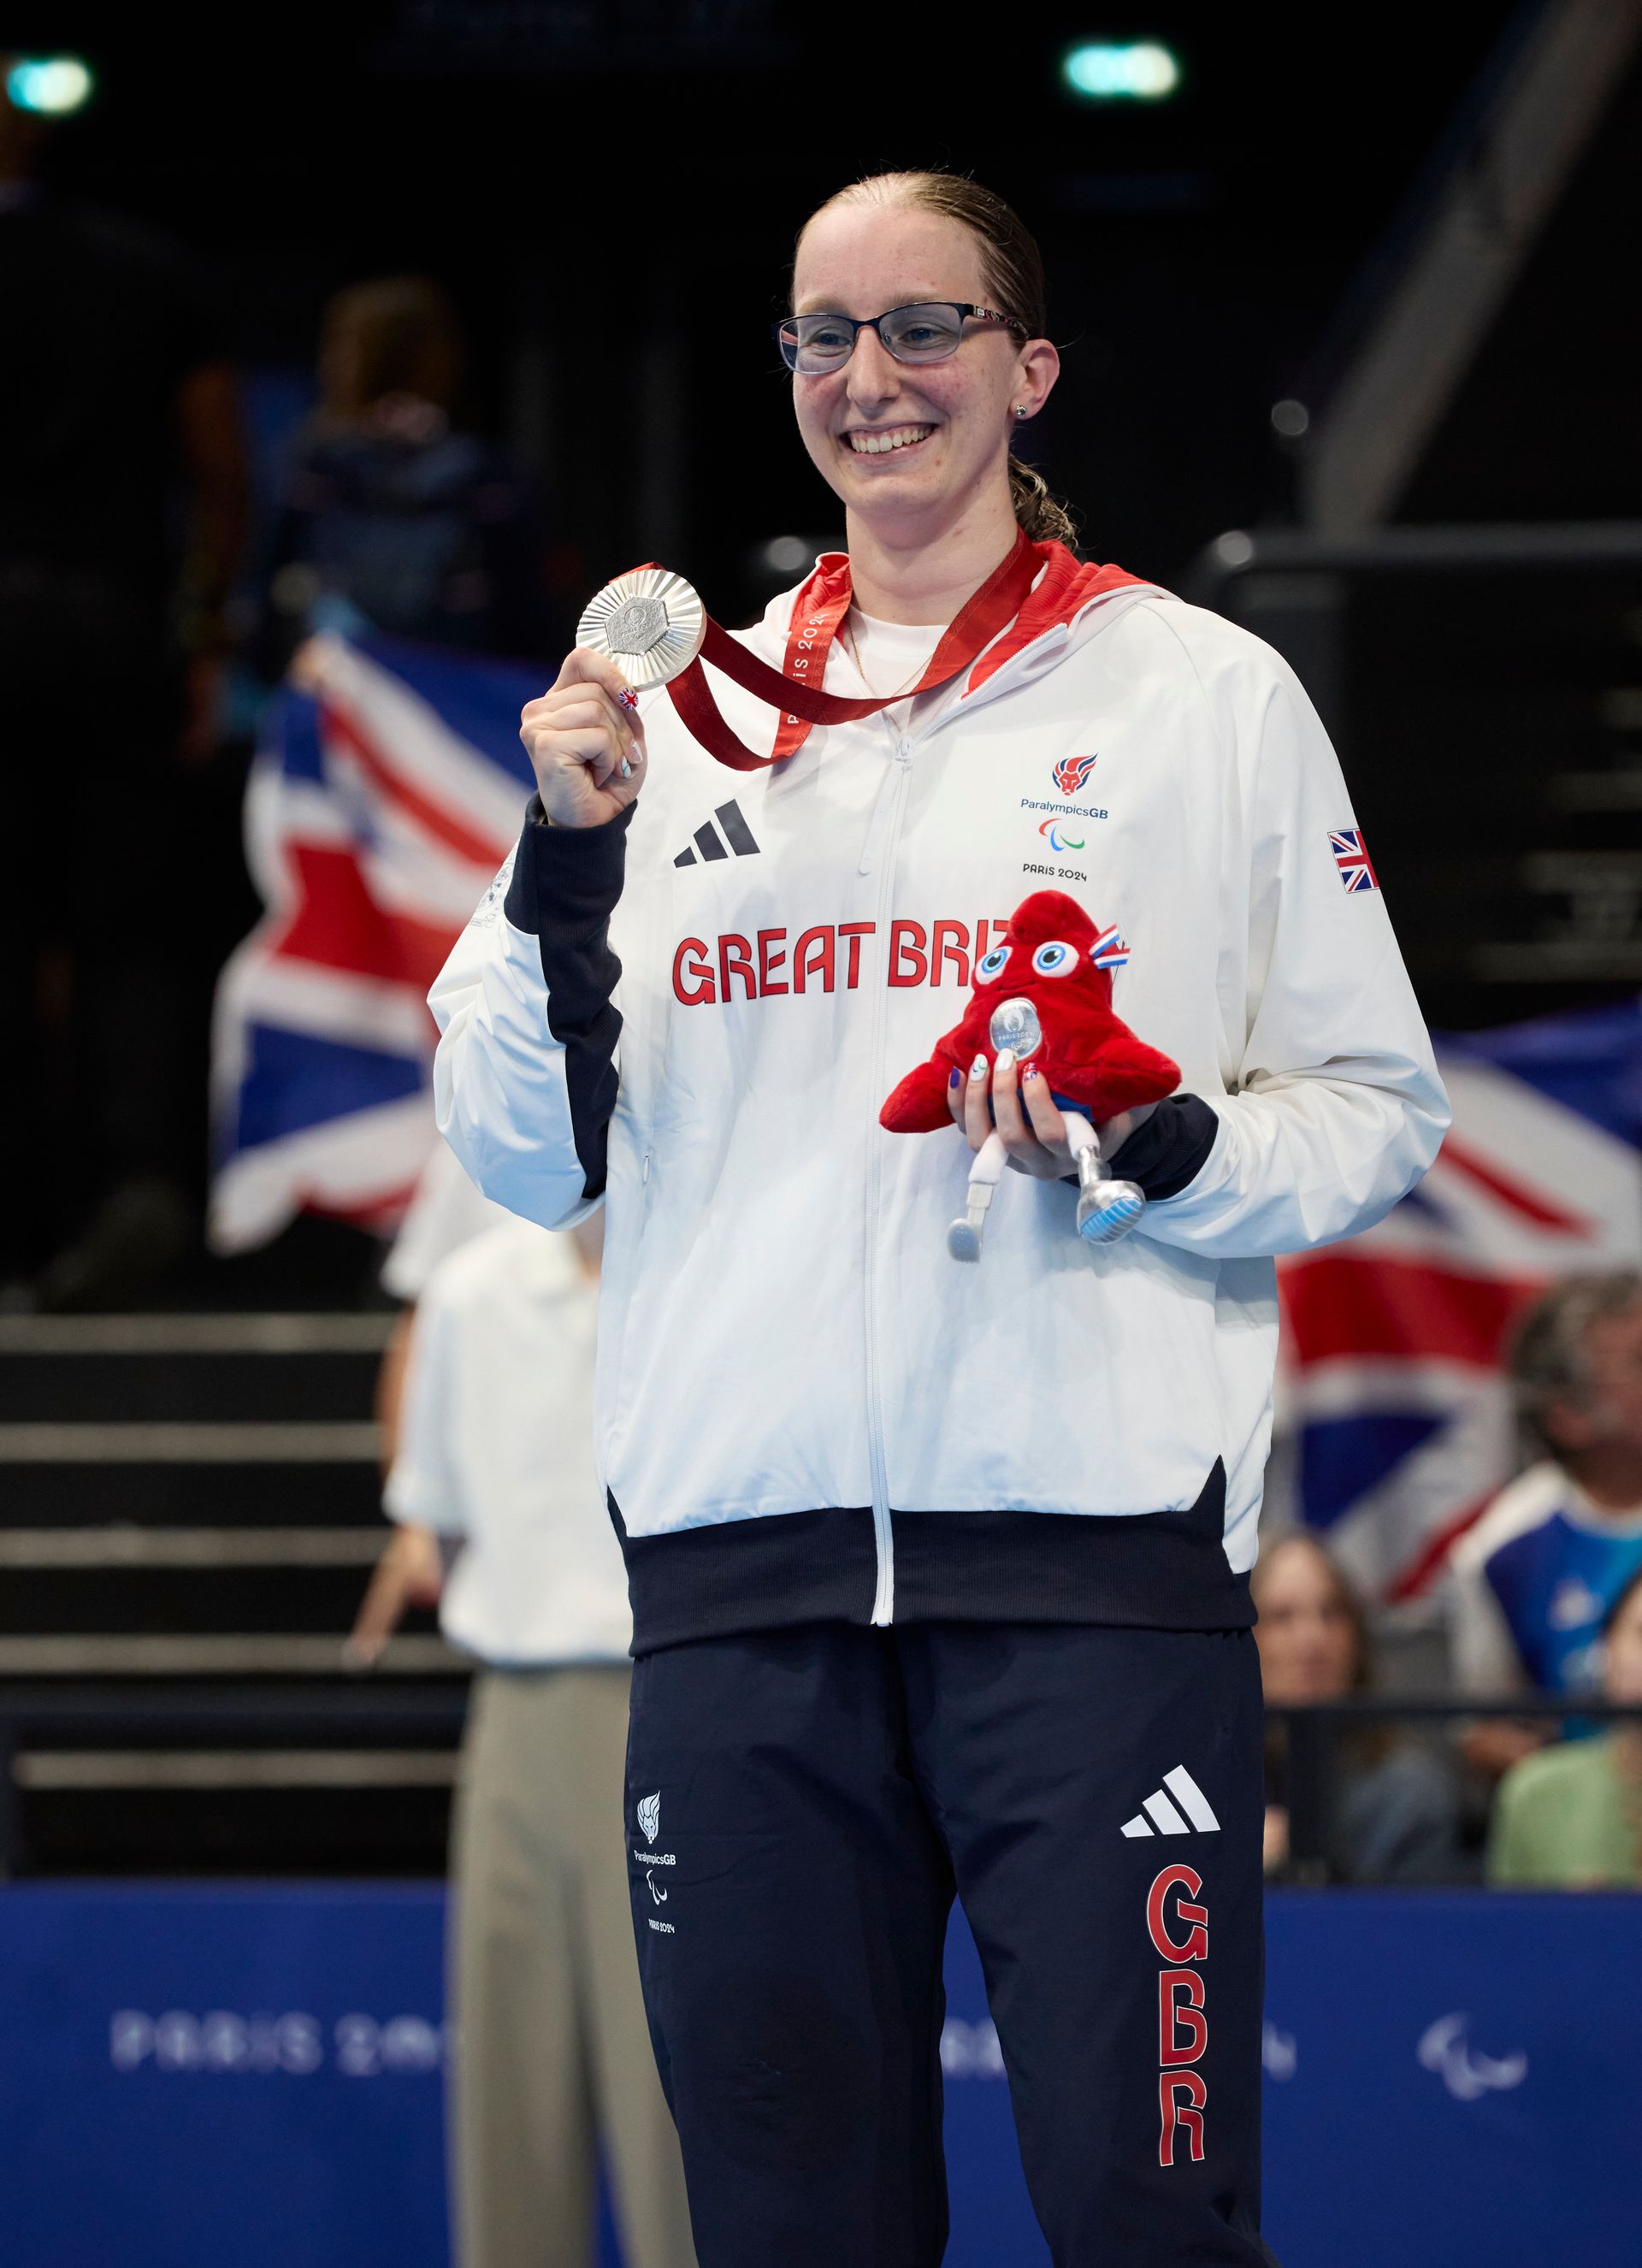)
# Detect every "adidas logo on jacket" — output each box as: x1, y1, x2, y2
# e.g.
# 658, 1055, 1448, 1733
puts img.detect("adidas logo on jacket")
430, 548, 1449, 1654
